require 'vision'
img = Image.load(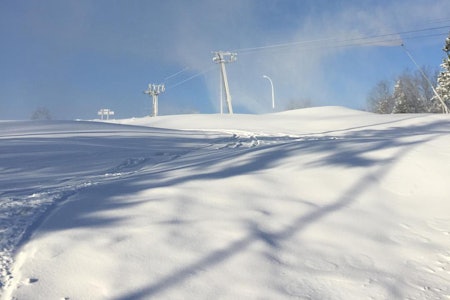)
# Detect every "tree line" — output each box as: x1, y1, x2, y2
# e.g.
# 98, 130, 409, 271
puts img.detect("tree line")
367, 33, 450, 114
